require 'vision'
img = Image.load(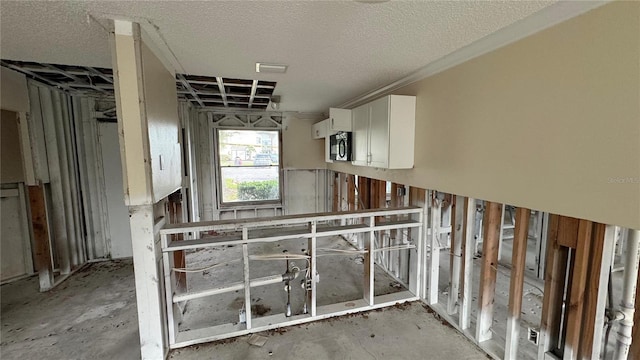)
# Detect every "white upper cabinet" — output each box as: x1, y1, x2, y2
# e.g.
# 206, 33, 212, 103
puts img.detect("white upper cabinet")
311, 108, 352, 140
351, 95, 416, 169
328, 108, 352, 132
